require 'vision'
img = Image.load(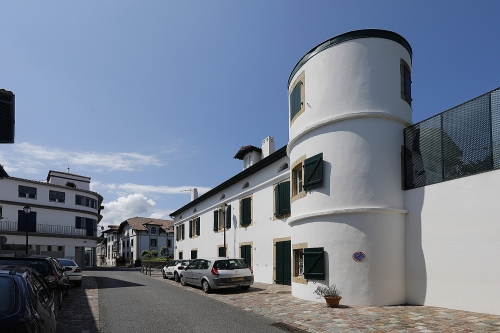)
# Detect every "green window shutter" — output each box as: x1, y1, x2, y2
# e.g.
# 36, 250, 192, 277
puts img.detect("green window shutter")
225, 205, 231, 229
218, 246, 226, 257
179, 252, 183, 259
303, 153, 323, 191
241, 245, 252, 268
189, 220, 193, 238
181, 224, 185, 240
191, 250, 197, 259
240, 198, 251, 226
196, 218, 200, 236
303, 247, 325, 280
290, 82, 302, 120
275, 181, 291, 217
213, 210, 219, 231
